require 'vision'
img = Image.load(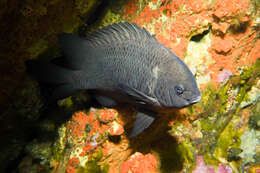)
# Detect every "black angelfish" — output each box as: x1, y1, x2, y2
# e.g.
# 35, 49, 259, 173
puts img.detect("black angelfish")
26, 22, 201, 137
